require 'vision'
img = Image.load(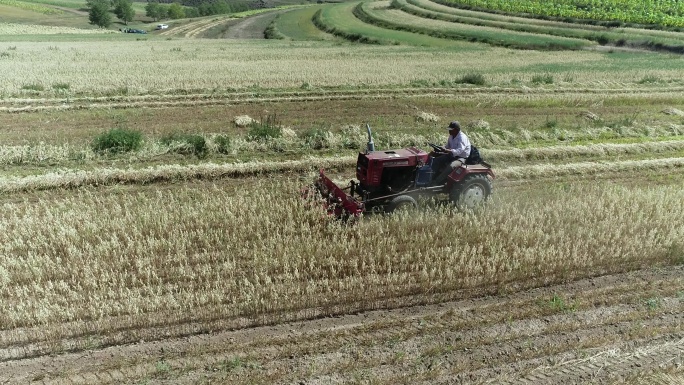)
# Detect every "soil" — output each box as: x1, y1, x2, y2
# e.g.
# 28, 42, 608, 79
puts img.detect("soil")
220, 11, 281, 39
0, 266, 681, 384
155, 9, 283, 39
